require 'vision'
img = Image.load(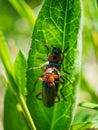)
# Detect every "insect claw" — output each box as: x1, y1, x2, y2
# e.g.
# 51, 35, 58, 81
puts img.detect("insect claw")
55, 93, 60, 102
36, 91, 42, 100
